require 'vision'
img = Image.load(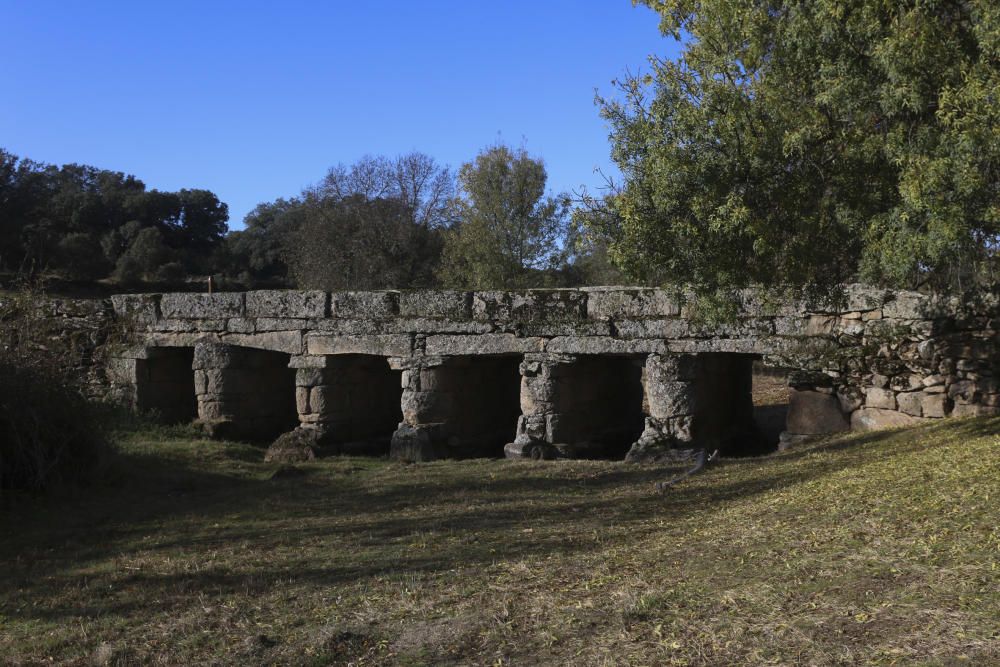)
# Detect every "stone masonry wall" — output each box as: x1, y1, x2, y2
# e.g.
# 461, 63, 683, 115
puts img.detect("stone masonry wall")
103, 285, 999, 459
